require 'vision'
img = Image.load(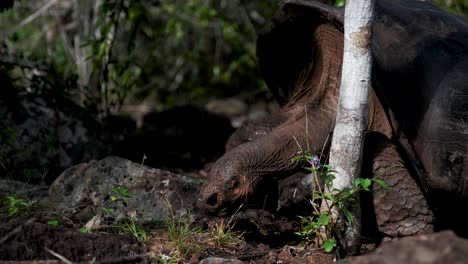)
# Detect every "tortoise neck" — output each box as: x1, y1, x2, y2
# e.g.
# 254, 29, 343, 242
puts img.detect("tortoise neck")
286, 23, 343, 110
